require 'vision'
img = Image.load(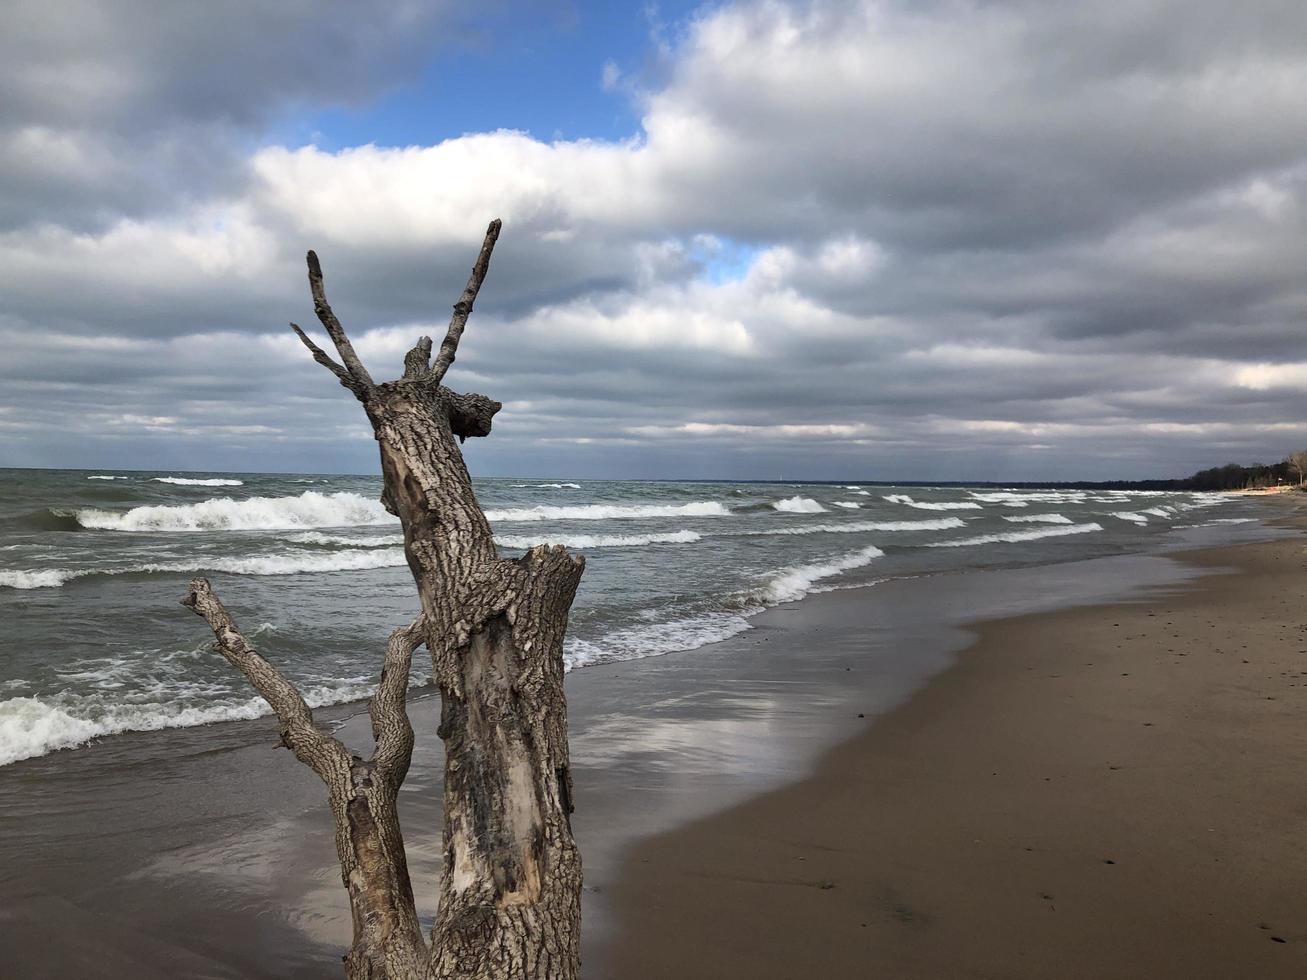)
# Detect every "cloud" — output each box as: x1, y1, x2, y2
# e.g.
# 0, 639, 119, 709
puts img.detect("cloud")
4, 0, 1307, 479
